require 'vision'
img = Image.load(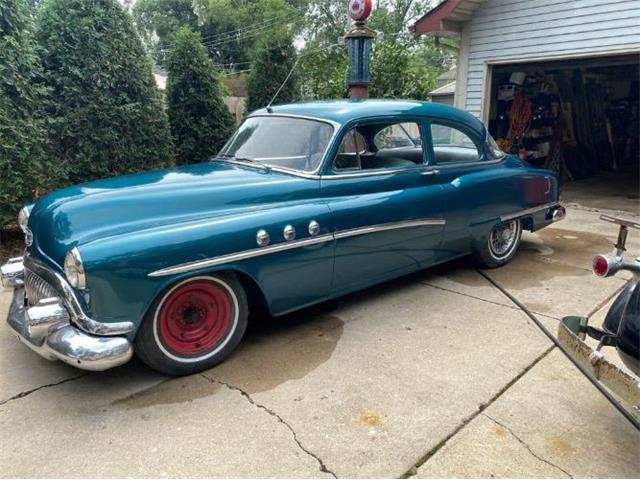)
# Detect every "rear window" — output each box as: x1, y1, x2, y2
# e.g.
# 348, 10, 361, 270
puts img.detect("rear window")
430, 123, 480, 164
